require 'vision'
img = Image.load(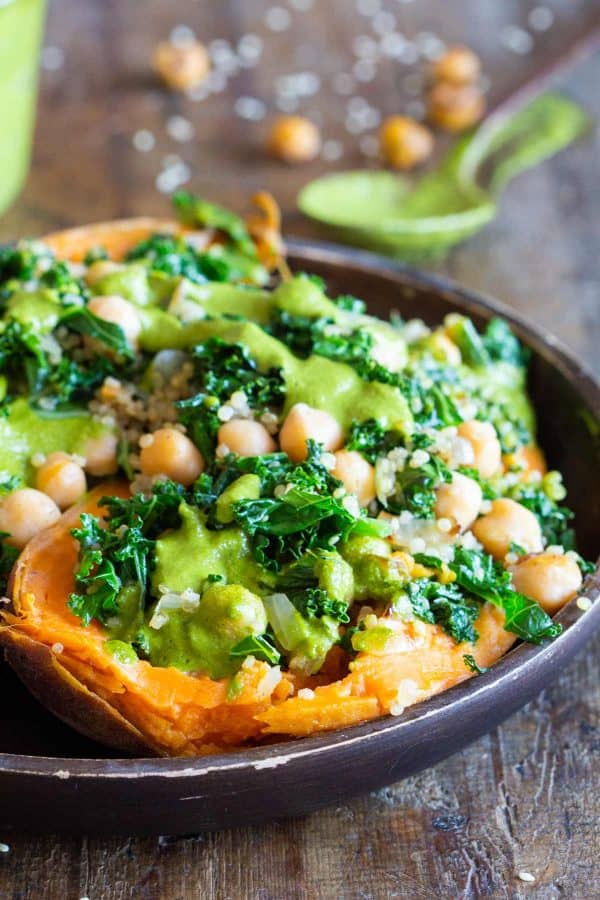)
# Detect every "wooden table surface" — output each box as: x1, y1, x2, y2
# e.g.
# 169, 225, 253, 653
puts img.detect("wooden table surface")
1, 1, 599, 897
